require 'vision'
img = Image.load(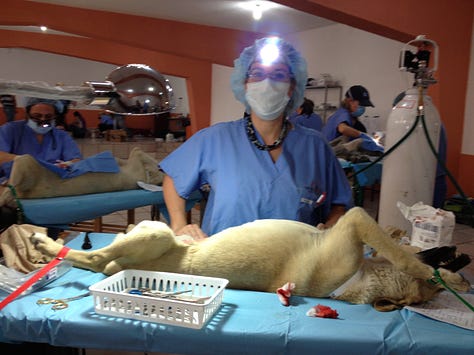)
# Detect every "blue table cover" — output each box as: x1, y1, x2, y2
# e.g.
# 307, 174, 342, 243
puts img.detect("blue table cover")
0, 233, 472, 354
19, 189, 201, 228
